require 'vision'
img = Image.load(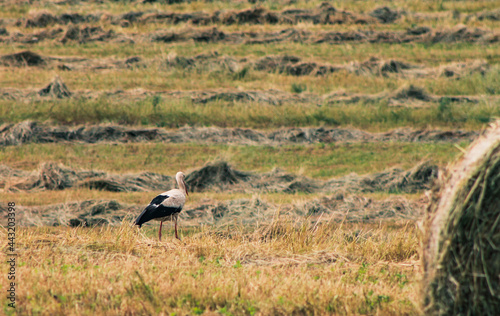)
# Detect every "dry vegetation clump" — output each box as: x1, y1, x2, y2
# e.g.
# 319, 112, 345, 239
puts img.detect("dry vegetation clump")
253, 54, 301, 72
0, 50, 144, 71
438, 59, 490, 79
0, 50, 46, 66
267, 126, 371, 143
185, 161, 251, 192
386, 84, 434, 107
473, 9, 500, 21
0, 121, 40, 146
431, 24, 489, 43
60, 24, 114, 44
18, 11, 100, 28
311, 26, 499, 44
38, 75, 72, 98
183, 88, 316, 105
325, 161, 438, 194
165, 51, 241, 73
350, 56, 420, 77
422, 121, 500, 315
220, 7, 280, 25
369, 6, 402, 23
